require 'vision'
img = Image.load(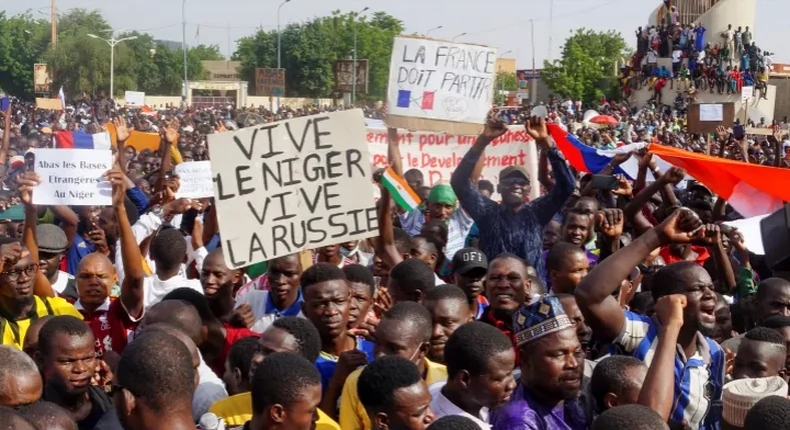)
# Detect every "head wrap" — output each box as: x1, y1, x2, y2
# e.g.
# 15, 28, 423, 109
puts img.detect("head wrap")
428, 183, 456, 206
723, 376, 788, 427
